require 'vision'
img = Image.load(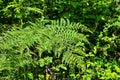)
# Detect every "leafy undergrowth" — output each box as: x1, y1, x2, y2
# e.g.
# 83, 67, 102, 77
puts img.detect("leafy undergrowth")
0, 18, 120, 80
